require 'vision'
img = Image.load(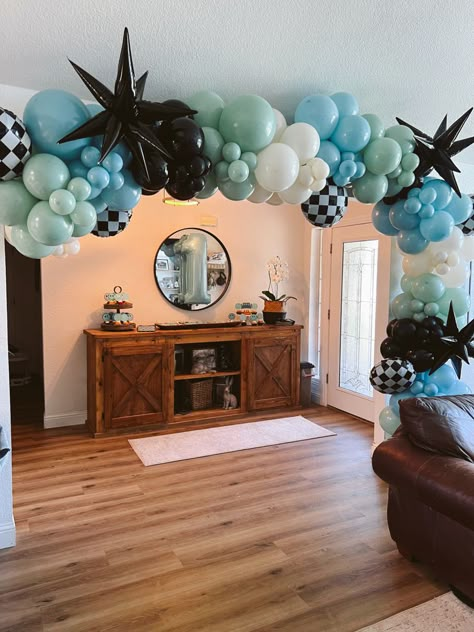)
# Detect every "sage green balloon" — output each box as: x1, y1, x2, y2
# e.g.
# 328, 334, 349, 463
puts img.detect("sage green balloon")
27, 201, 73, 245
438, 287, 470, 317
70, 201, 97, 227
364, 138, 402, 175
218, 177, 255, 201
385, 125, 415, 155
195, 174, 218, 199
352, 172, 388, 203
22, 153, 70, 200
0, 180, 37, 225
73, 218, 96, 237
362, 113, 385, 141
186, 91, 225, 128
10, 224, 55, 259
219, 95, 276, 152
49, 189, 76, 215
228, 160, 249, 183
202, 127, 225, 165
